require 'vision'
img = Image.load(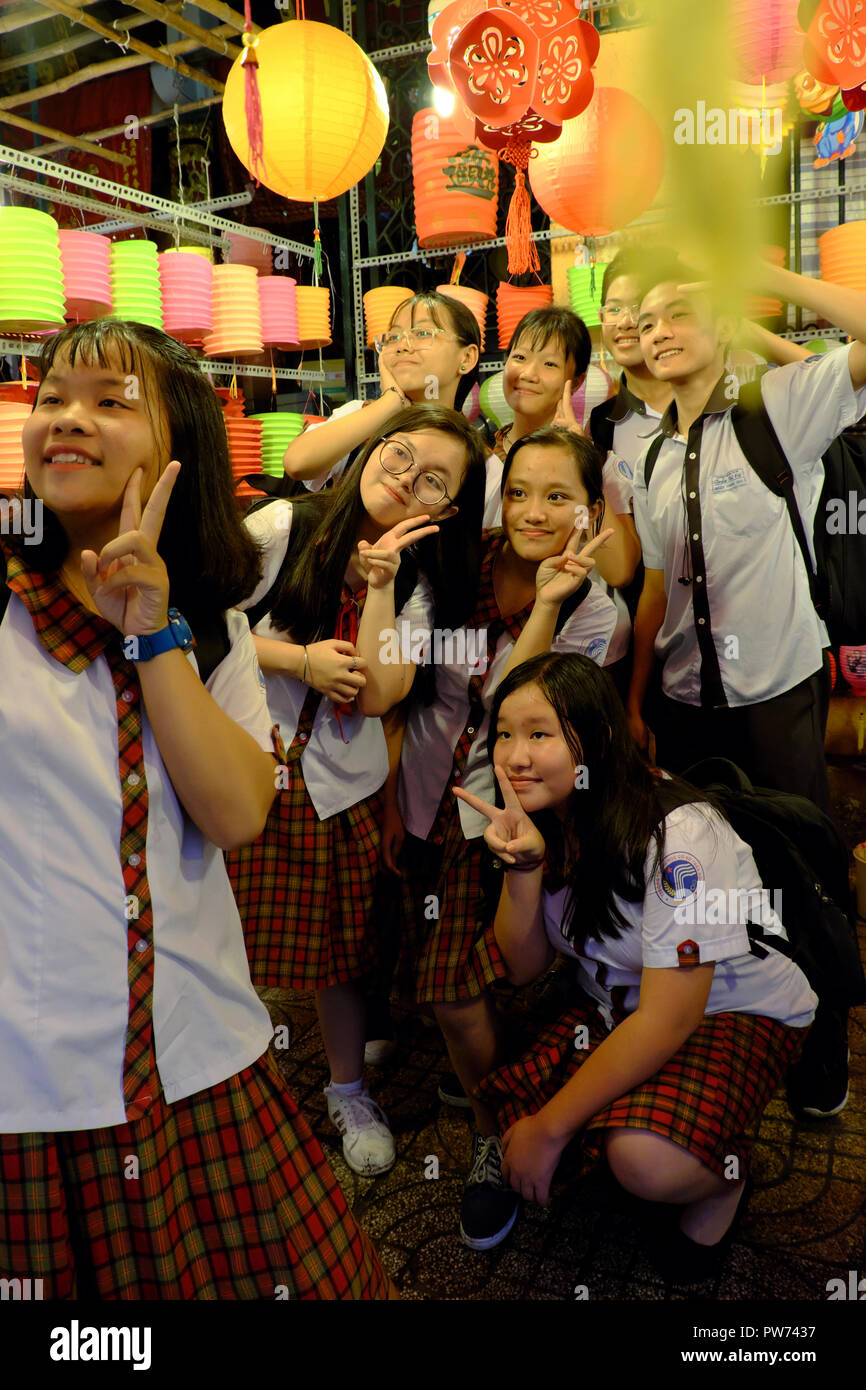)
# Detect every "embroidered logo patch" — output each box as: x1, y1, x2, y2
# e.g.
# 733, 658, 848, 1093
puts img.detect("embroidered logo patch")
676, 938, 701, 966
584, 637, 607, 663
655, 853, 702, 904
616, 457, 633, 480
711, 467, 747, 494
